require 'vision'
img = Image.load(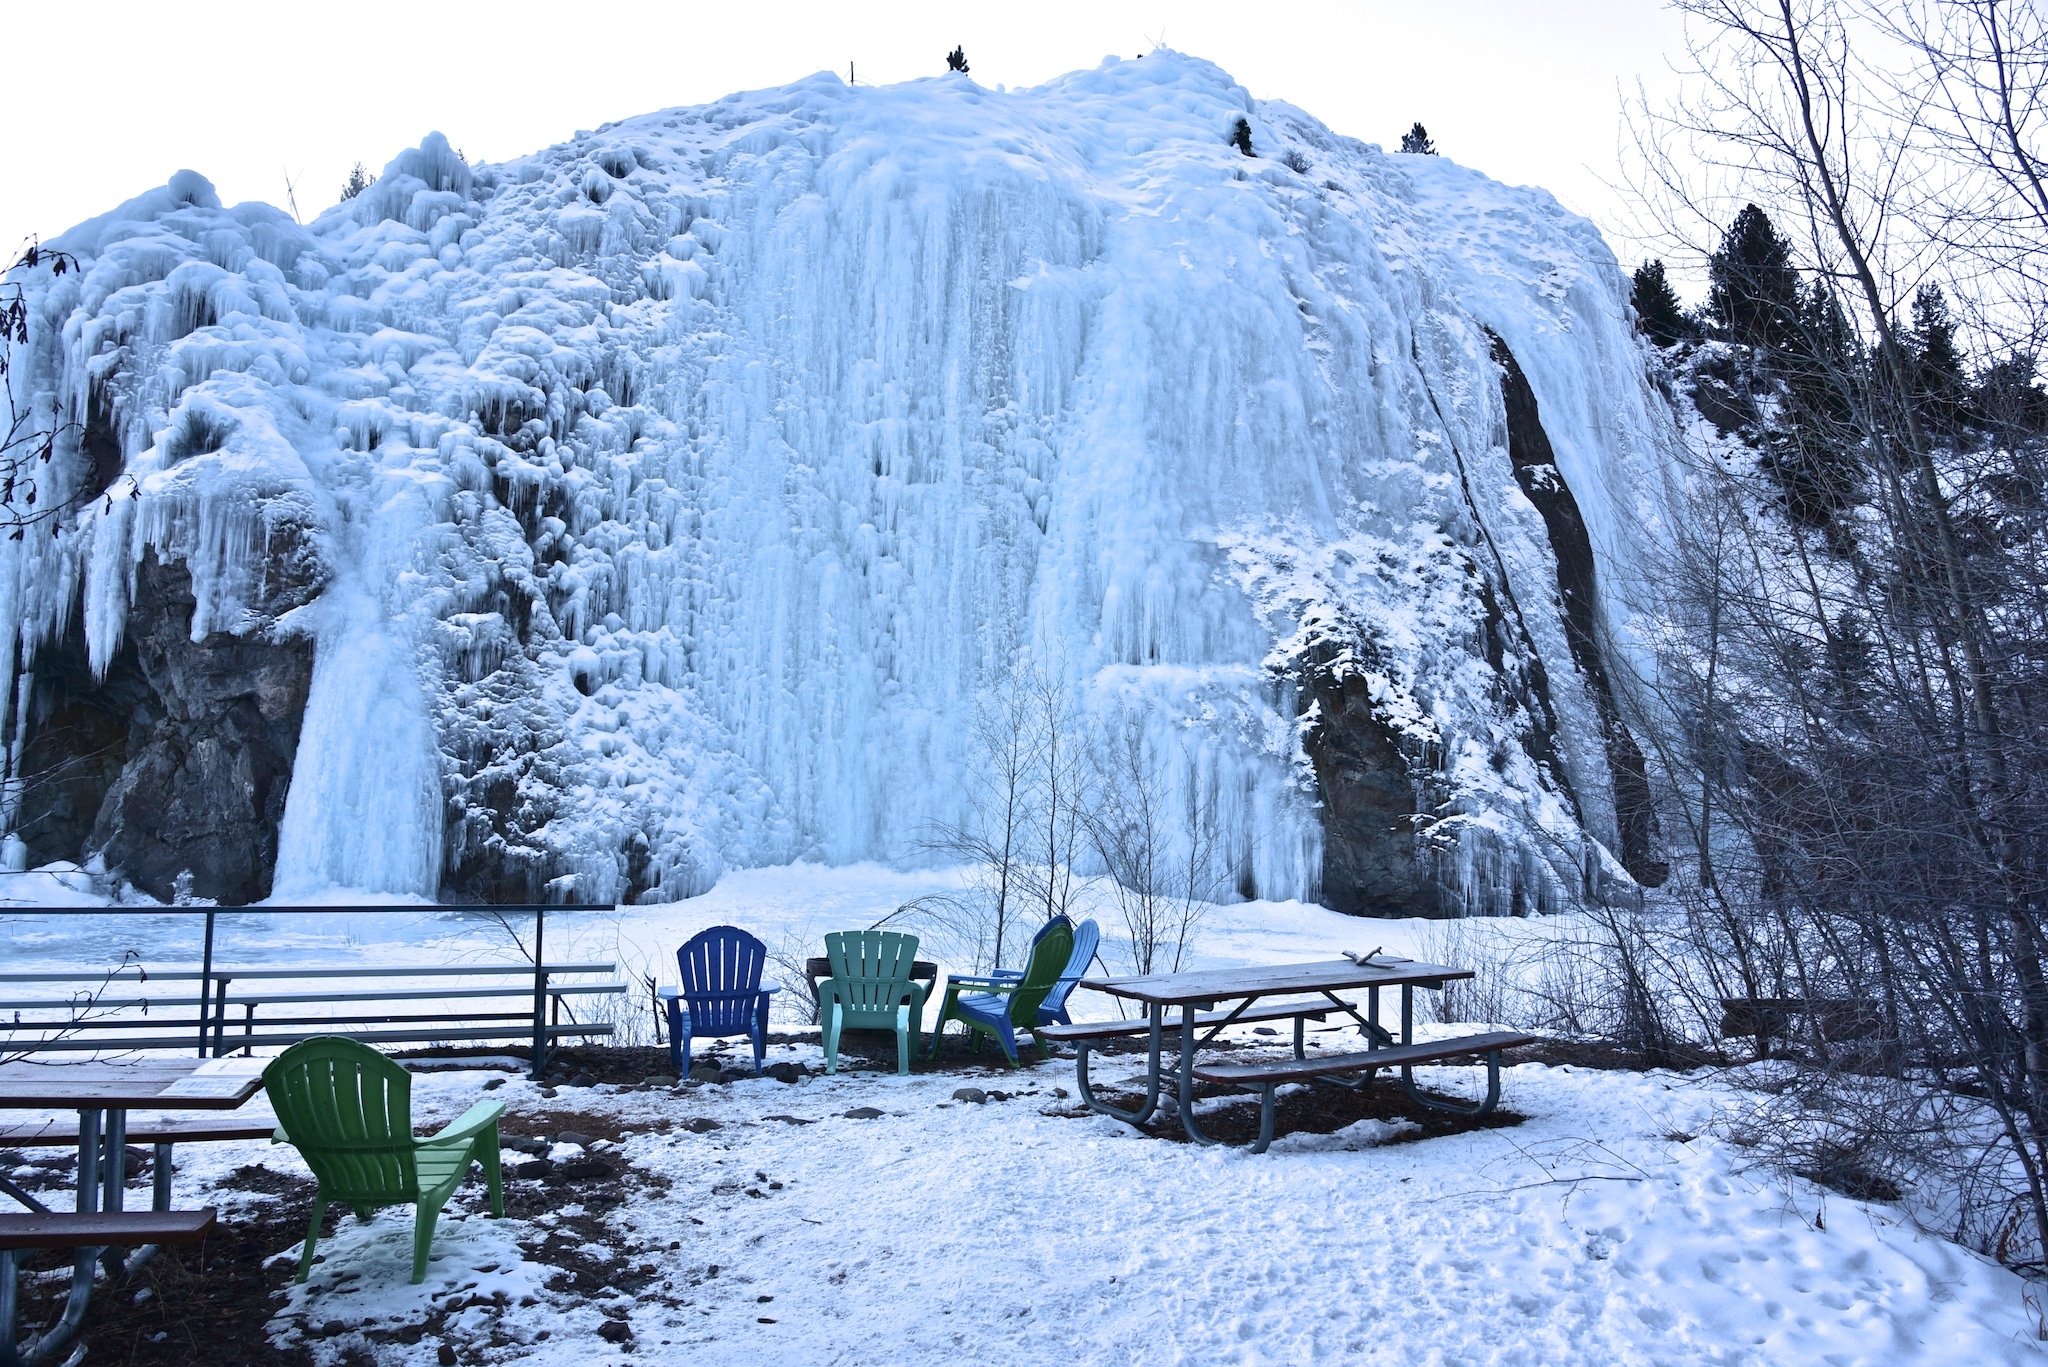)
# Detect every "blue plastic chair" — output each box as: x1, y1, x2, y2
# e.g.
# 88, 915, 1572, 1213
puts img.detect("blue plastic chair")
954, 916, 1102, 1027
930, 918, 1075, 1066
664, 926, 779, 1075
